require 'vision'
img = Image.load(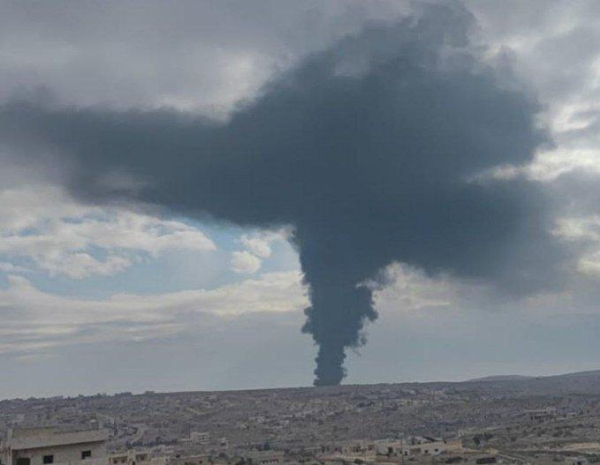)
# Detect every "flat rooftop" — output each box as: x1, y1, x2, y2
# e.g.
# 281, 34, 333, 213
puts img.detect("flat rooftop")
9, 428, 108, 451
